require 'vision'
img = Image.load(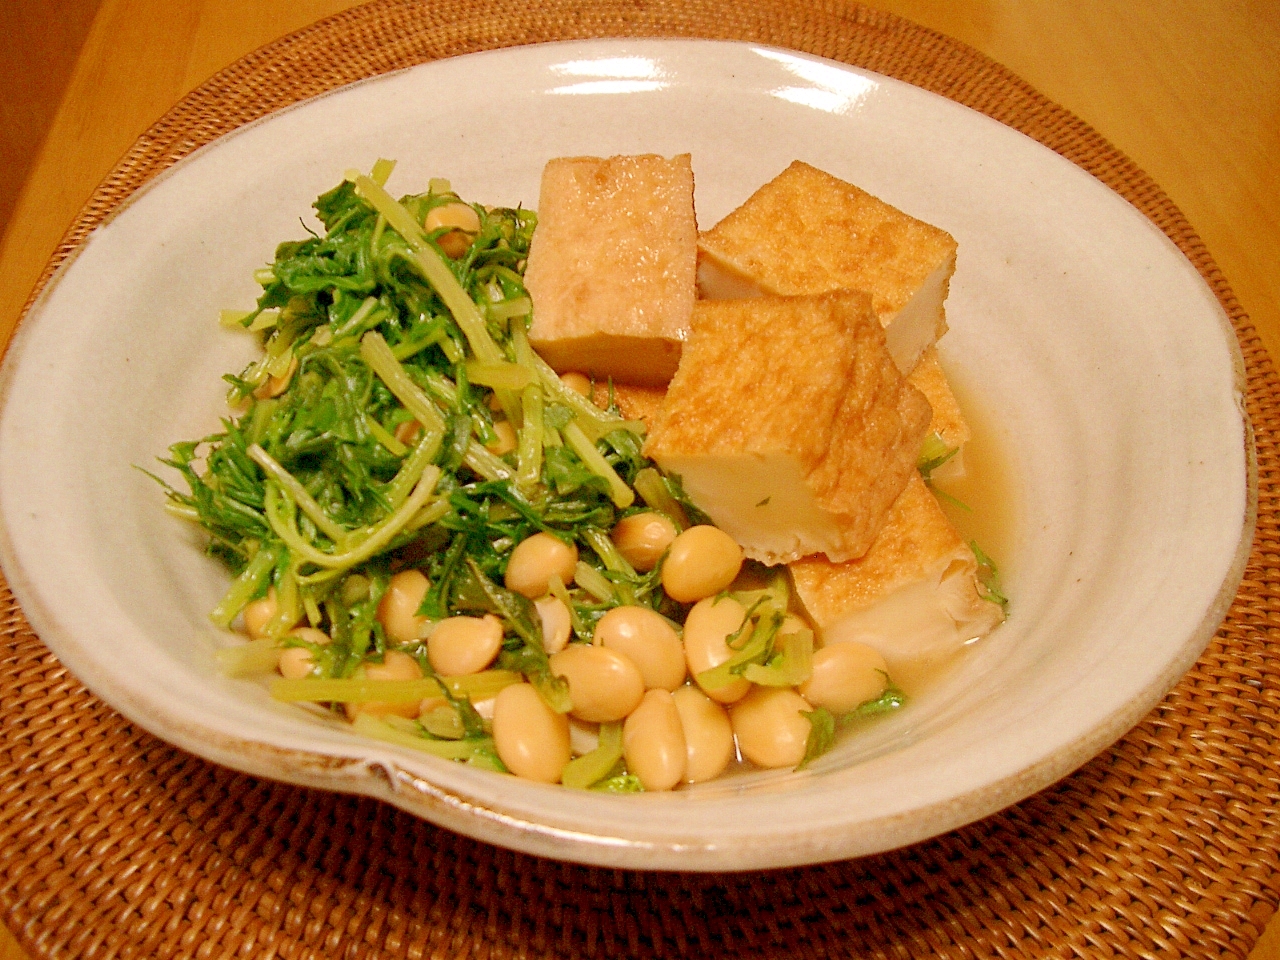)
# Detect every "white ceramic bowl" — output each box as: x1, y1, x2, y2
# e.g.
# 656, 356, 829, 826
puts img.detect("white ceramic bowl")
0, 40, 1252, 870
